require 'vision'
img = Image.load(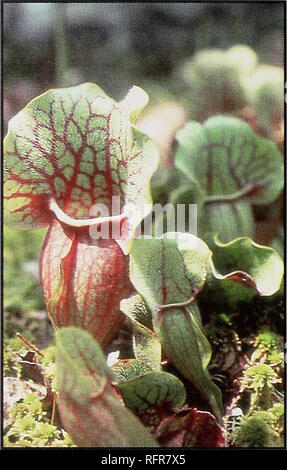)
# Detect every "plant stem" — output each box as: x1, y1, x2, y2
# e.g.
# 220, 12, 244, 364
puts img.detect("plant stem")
16, 332, 44, 357
55, 3, 69, 87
